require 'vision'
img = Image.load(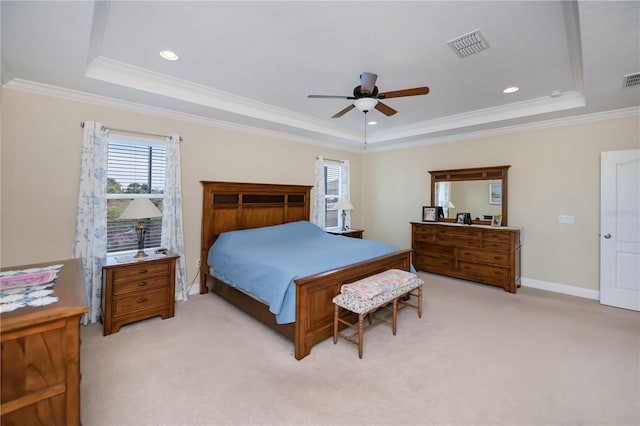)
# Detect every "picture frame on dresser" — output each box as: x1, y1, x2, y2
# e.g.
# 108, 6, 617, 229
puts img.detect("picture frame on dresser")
491, 215, 503, 227
422, 206, 440, 222
456, 212, 469, 224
